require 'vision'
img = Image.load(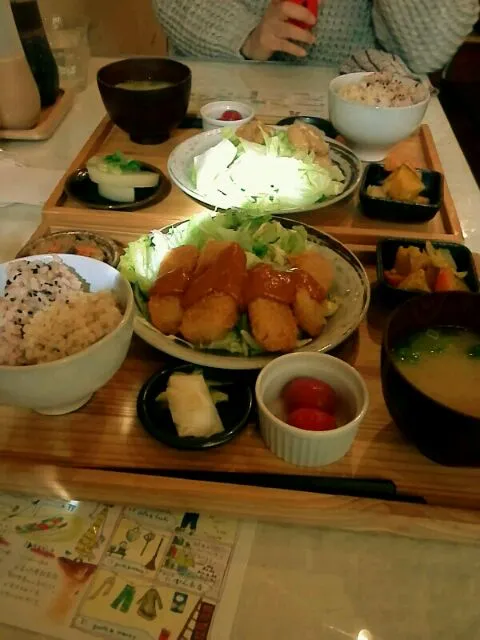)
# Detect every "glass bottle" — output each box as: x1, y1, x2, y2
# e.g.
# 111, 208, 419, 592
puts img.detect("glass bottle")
0, 0, 41, 129
10, 0, 60, 107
